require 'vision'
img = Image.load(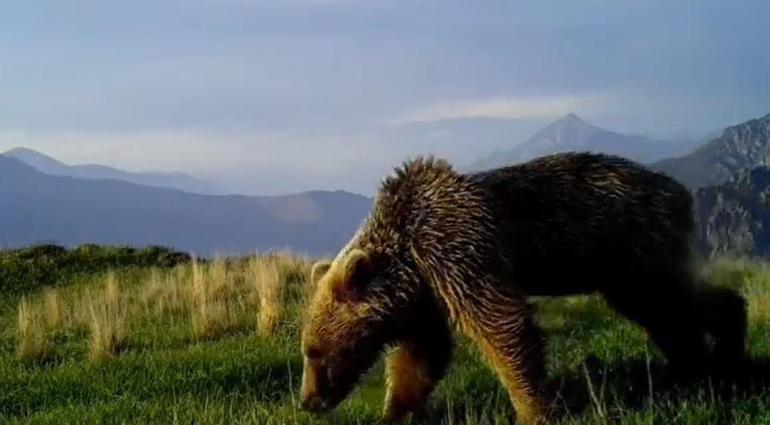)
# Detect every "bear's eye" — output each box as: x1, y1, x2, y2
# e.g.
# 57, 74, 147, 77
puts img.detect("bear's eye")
306, 346, 323, 359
